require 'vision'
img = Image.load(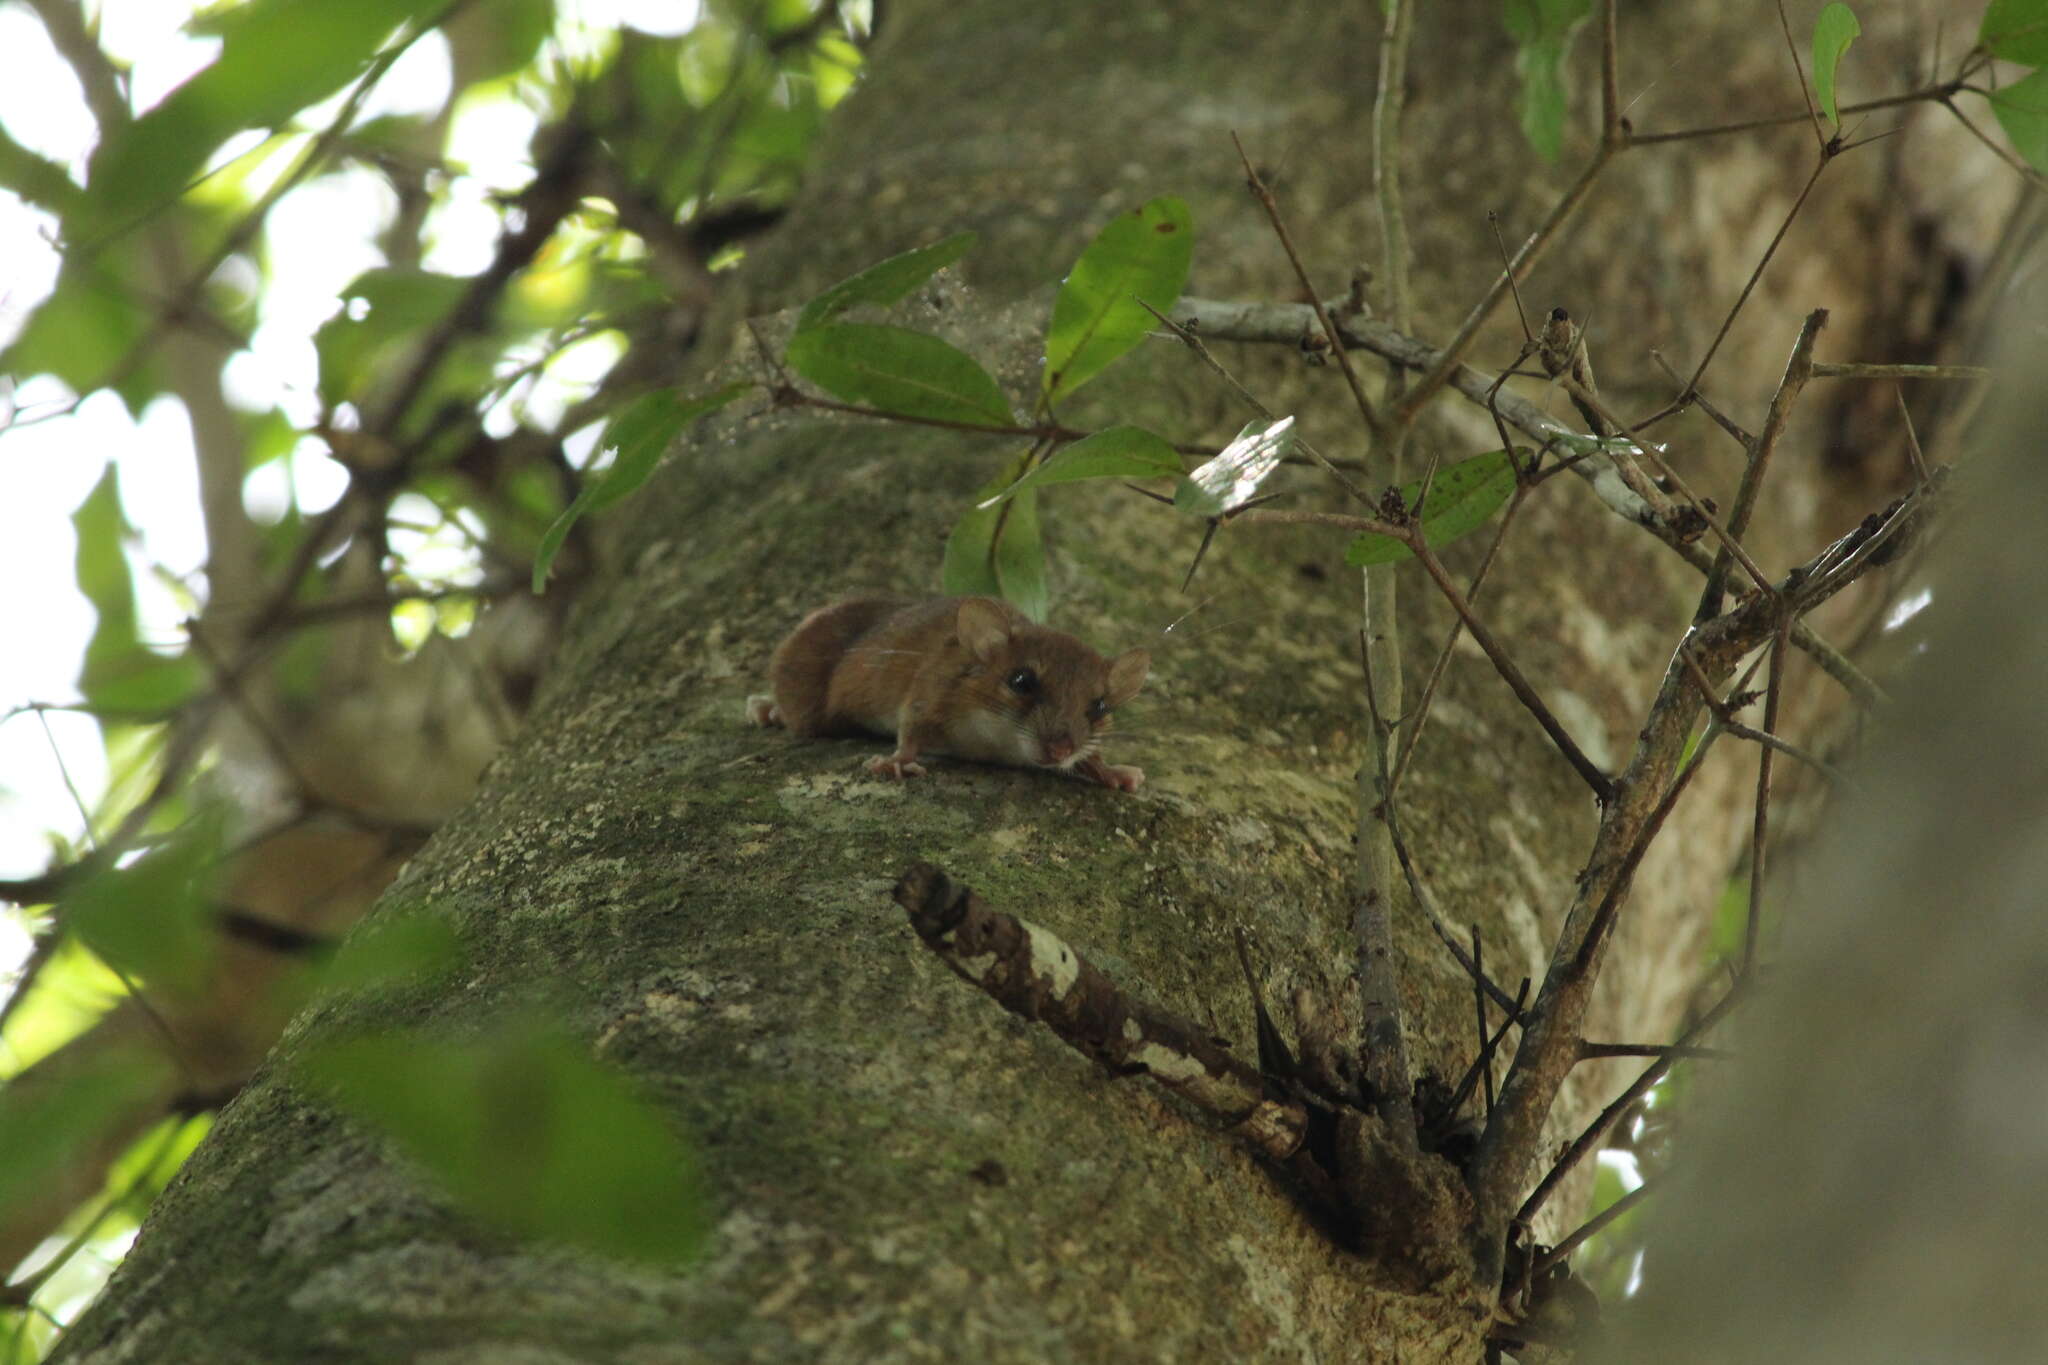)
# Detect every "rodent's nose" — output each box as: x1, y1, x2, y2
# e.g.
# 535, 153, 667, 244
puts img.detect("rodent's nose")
1044, 737, 1076, 764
